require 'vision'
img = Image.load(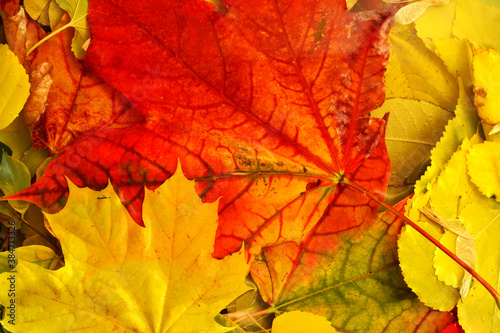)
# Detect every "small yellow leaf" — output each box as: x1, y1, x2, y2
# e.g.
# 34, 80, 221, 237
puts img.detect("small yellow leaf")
272, 311, 339, 333
466, 141, 500, 202
453, 0, 500, 51
458, 203, 500, 333
0, 164, 251, 332
472, 47, 500, 139
345, 0, 357, 10
0, 44, 30, 130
